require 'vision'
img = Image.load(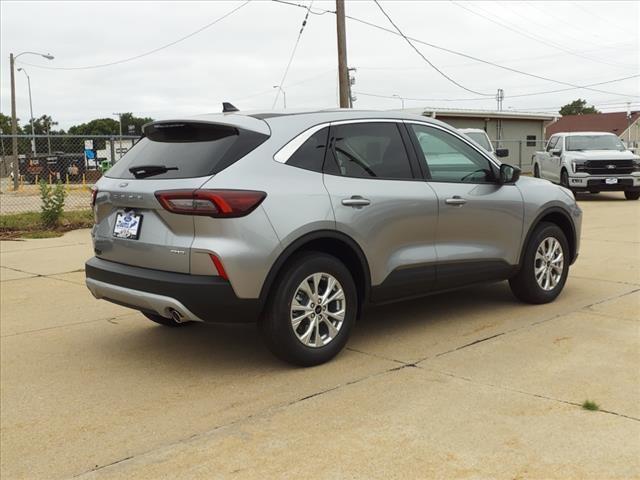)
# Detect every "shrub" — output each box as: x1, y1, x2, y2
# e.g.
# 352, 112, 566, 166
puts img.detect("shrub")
39, 180, 67, 228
